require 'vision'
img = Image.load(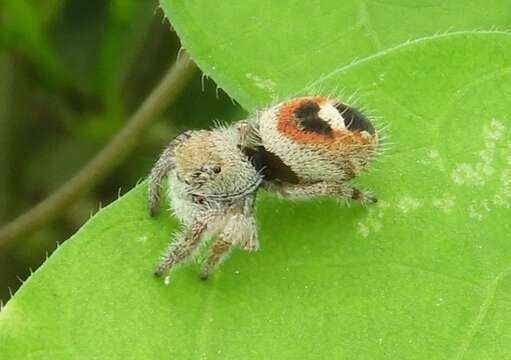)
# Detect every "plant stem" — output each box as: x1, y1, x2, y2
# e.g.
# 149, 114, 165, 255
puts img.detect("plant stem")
0, 53, 197, 250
